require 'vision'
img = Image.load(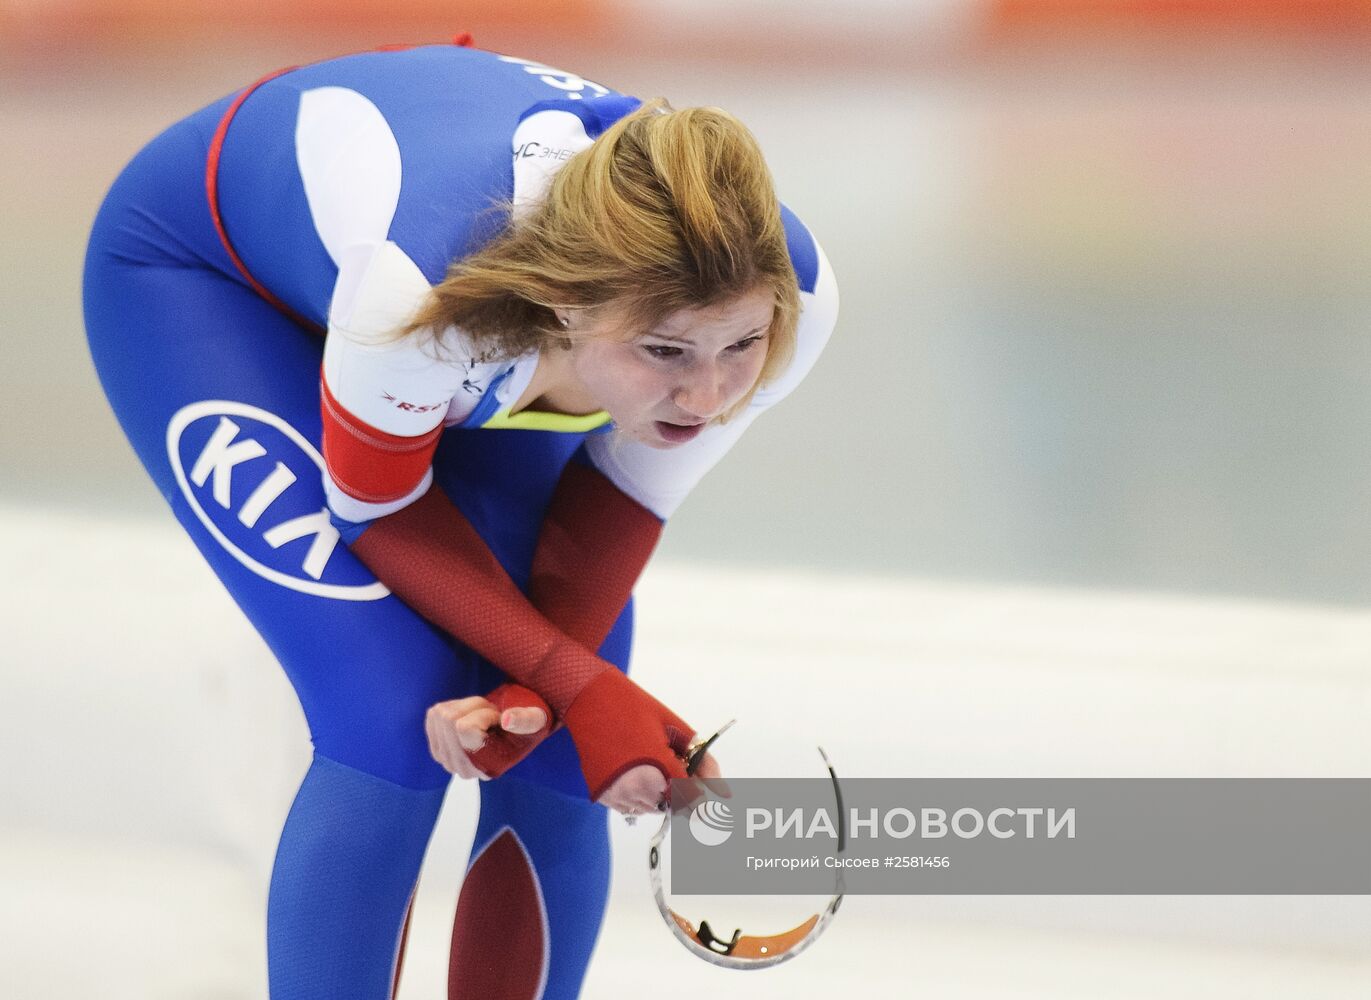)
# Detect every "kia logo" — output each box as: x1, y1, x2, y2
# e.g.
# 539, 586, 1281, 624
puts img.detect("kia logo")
166, 401, 389, 601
